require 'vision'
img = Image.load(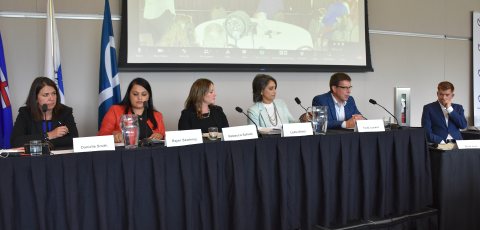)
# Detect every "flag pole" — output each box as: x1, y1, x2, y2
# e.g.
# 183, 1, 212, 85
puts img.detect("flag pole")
48, 0, 56, 78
